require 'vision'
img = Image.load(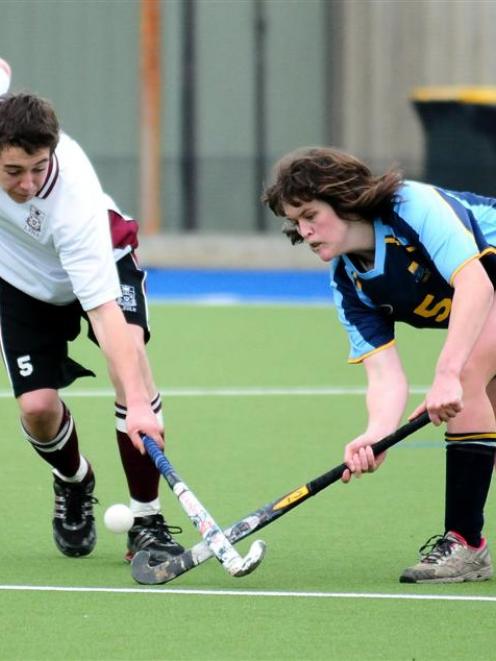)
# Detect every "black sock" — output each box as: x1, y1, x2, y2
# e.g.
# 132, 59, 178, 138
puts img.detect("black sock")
444, 434, 495, 547
23, 402, 85, 479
